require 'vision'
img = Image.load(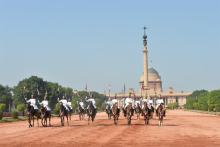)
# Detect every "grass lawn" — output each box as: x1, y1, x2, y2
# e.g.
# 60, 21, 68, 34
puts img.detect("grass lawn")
0, 116, 27, 123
